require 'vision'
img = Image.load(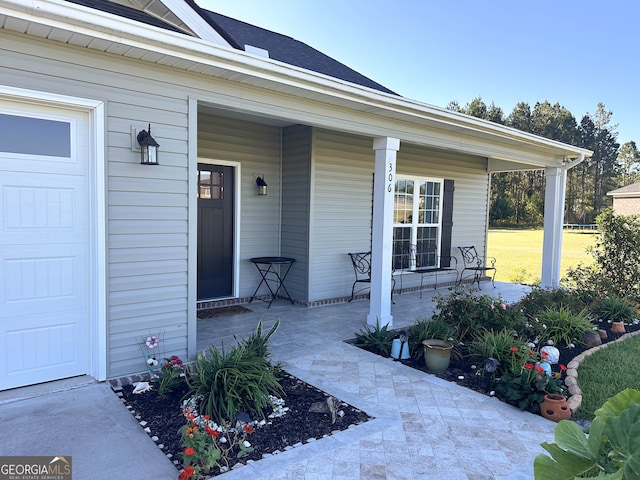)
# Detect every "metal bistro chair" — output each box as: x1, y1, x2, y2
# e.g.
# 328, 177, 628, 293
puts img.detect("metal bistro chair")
347, 251, 395, 303
395, 243, 458, 298
457, 246, 496, 289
